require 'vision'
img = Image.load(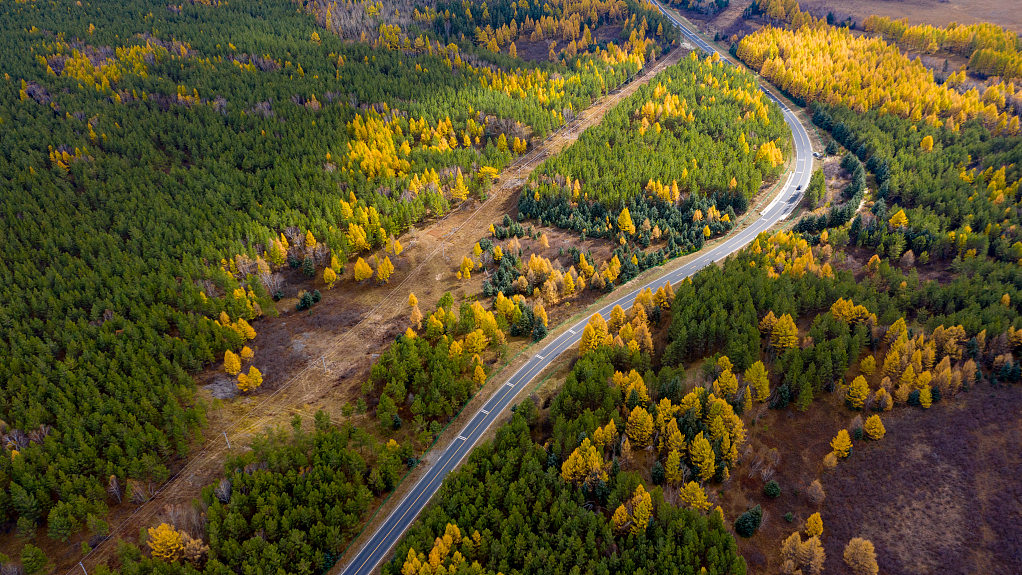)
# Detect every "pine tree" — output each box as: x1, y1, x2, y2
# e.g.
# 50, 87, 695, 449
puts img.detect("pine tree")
806, 512, 823, 537
354, 257, 374, 282
323, 267, 338, 289
689, 432, 716, 482
223, 350, 241, 375
746, 361, 771, 402
843, 538, 879, 575
863, 414, 885, 440
148, 523, 183, 561
846, 375, 869, 409
626, 406, 653, 447
473, 364, 486, 388
771, 314, 799, 352
759, 310, 778, 335
410, 305, 423, 329
830, 429, 852, 458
